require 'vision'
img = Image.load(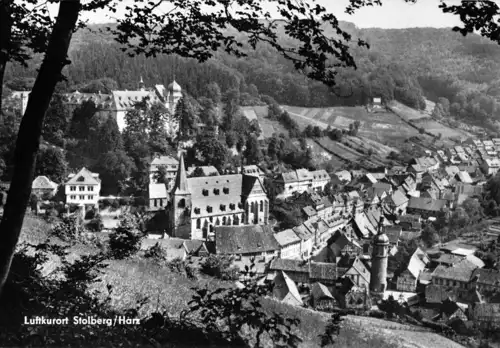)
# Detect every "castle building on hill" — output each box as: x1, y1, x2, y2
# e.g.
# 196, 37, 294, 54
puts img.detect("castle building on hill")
12, 77, 183, 133
369, 217, 390, 300
169, 154, 270, 240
